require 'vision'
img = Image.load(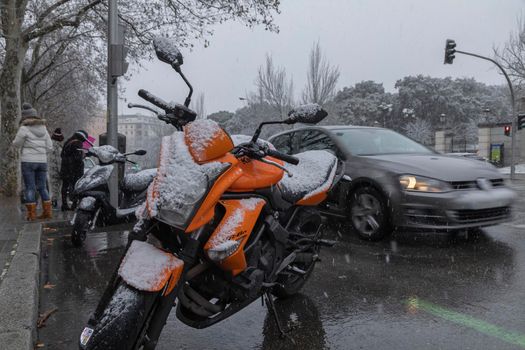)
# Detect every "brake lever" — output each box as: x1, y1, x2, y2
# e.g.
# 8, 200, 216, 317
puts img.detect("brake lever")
259, 158, 293, 177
